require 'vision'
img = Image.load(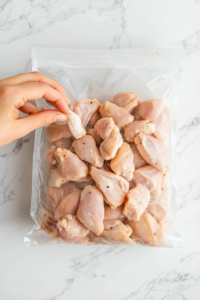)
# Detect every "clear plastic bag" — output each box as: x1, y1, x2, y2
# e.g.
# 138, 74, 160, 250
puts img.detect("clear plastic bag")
25, 47, 182, 247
